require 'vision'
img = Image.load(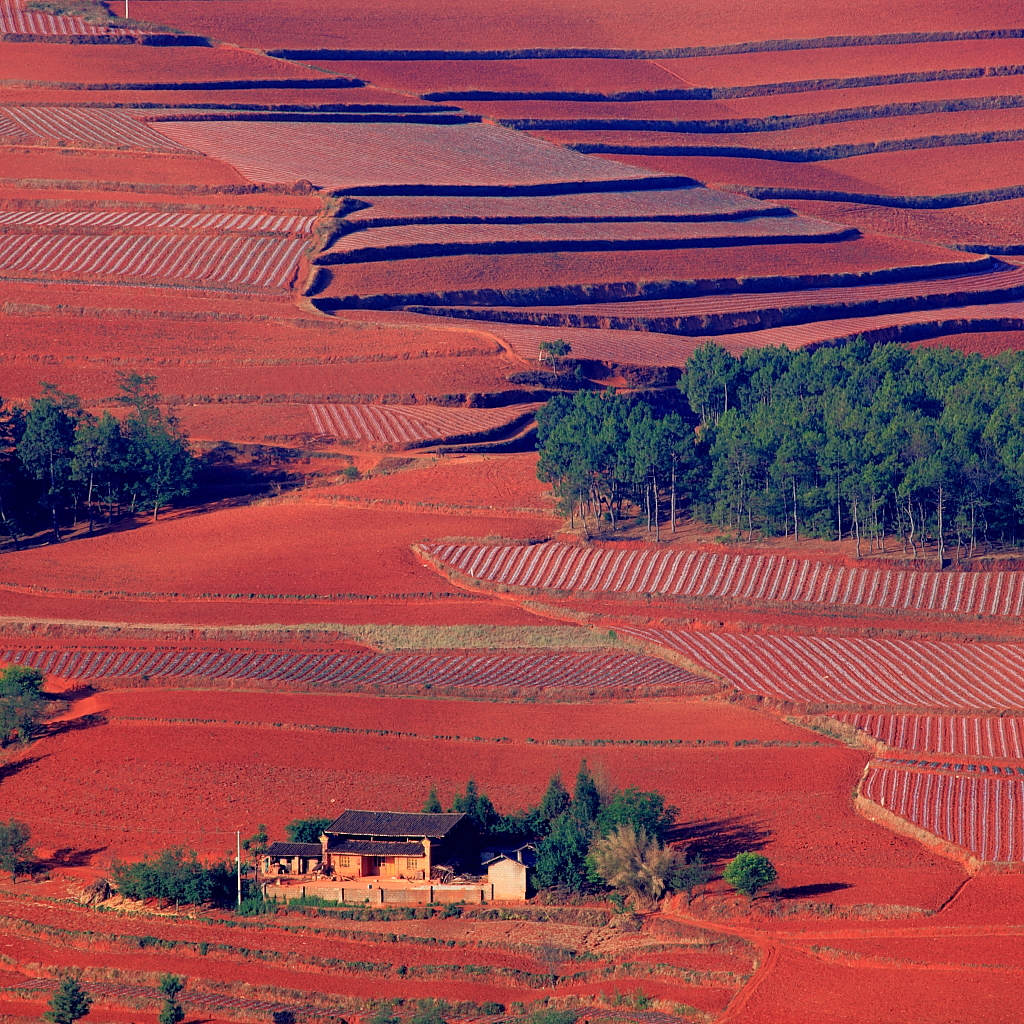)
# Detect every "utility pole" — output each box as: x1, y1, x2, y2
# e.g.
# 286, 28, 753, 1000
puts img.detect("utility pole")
236, 829, 242, 908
